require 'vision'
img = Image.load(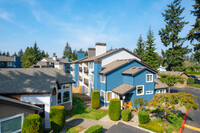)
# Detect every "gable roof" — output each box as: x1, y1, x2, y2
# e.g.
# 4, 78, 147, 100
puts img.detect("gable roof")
0, 95, 42, 111
42, 58, 70, 63
122, 67, 156, 76
159, 71, 189, 77
112, 84, 135, 95
83, 48, 141, 62
0, 56, 14, 62
0, 68, 75, 94
99, 59, 157, 75
155, 78, 168, 89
